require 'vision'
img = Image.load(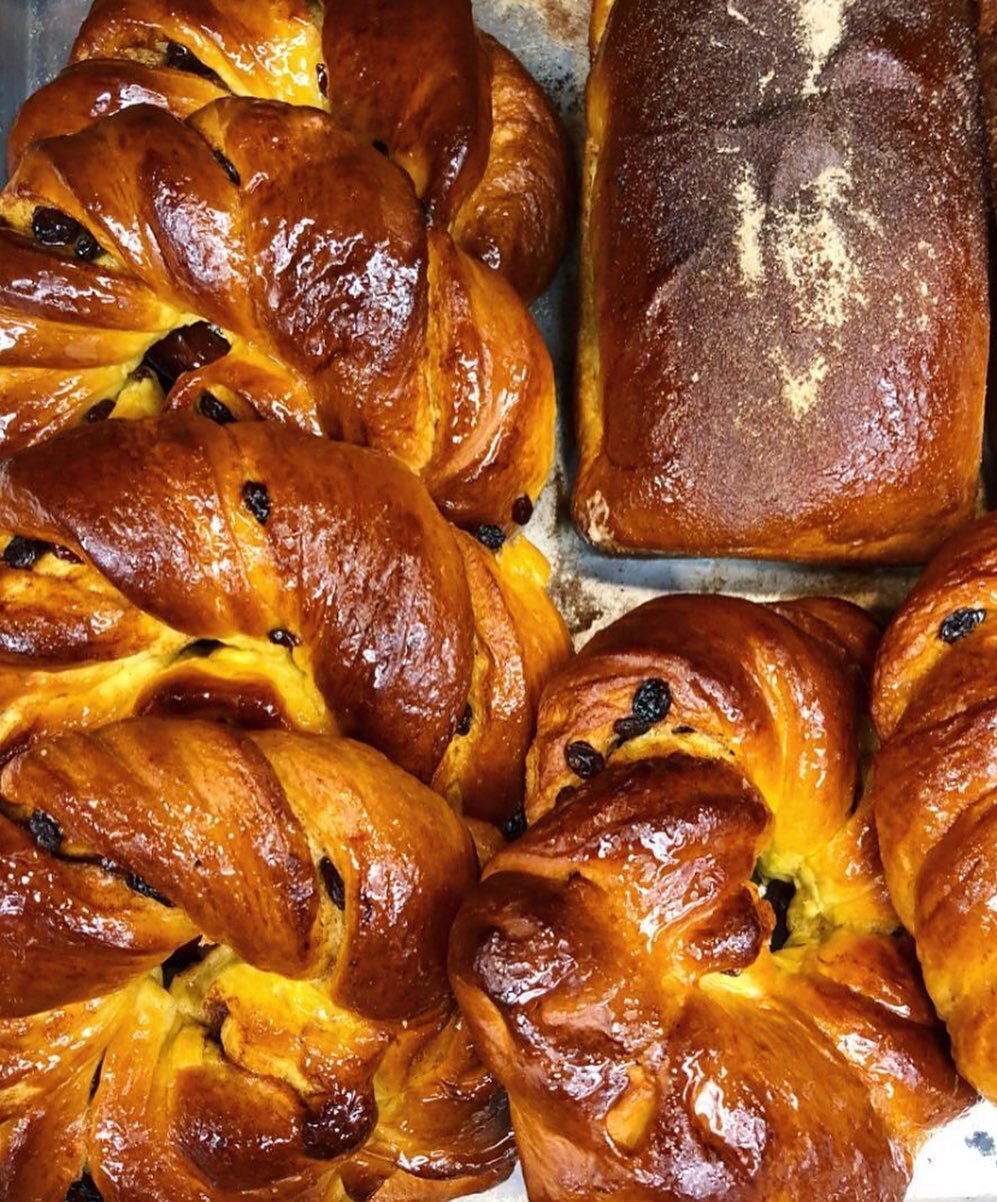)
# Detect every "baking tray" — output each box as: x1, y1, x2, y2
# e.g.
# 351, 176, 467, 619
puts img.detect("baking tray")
1, 0, 996, 1197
